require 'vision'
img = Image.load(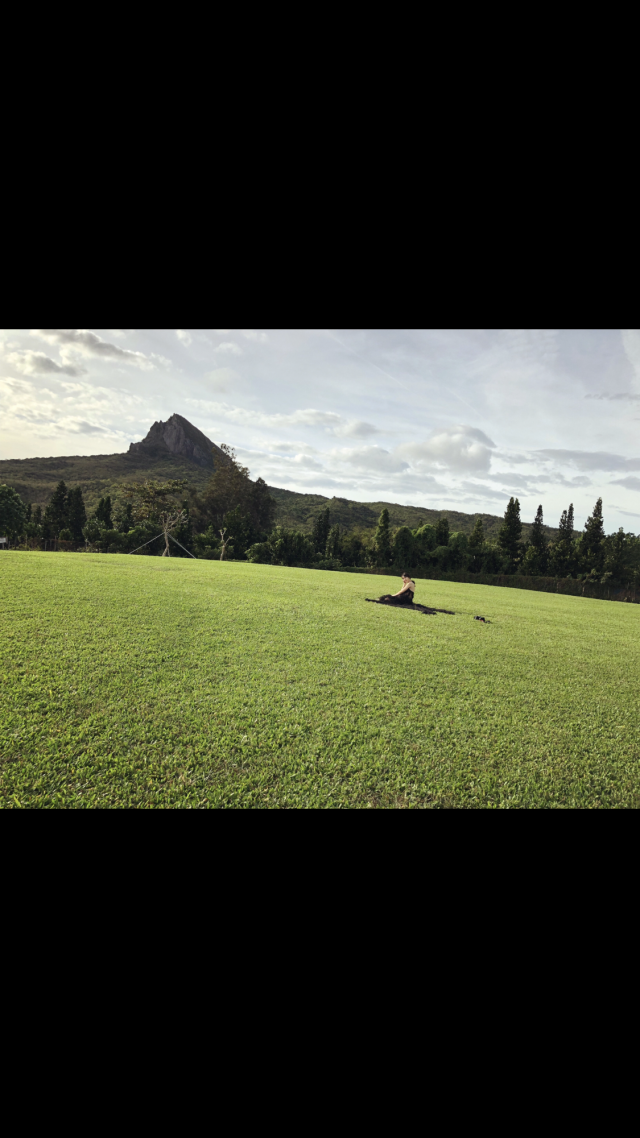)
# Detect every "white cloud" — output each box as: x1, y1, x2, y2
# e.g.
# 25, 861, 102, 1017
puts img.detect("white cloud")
214, 341, 243, 356
267, 442, 319, 455
610, 475, 640, 491
459, 481, 515, 501
30, 330, 155, 370
291, 454, 325, 470
330, 446, 409, 474
185, 399, 381, 438
333, 420, 381, 438
585, 392, 640, 402
6, 350, 88, 378
537, 449, 640, 472
398, 425, 496, 474
240, 330, 269, 343
175, 329, 192, 346
621, 329, 640, 390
